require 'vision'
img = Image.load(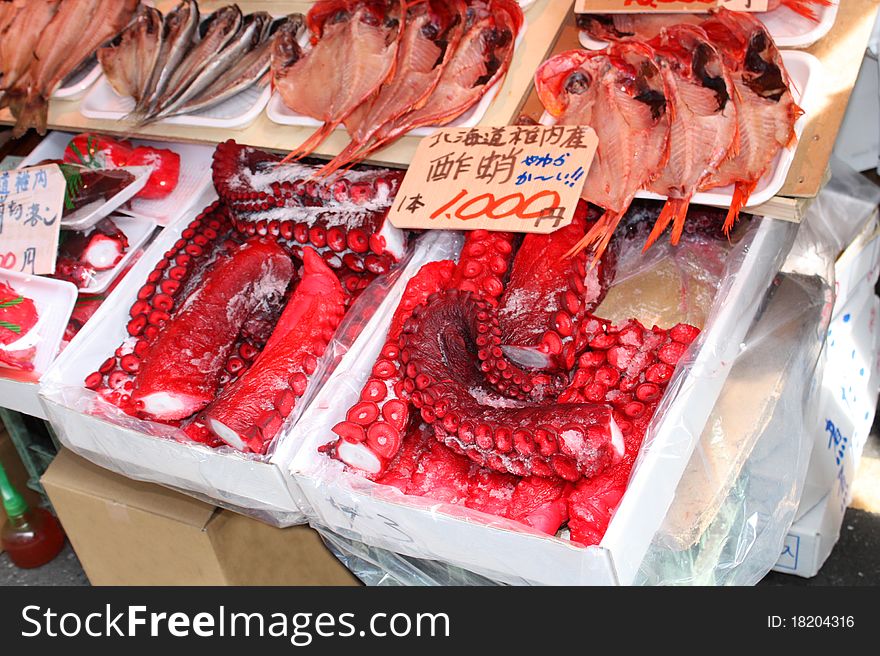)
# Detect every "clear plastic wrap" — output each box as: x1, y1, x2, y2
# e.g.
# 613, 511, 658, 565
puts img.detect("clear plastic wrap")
302, 165, 880, 586
290, 211, 799, 585
39, 199, 414, 526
